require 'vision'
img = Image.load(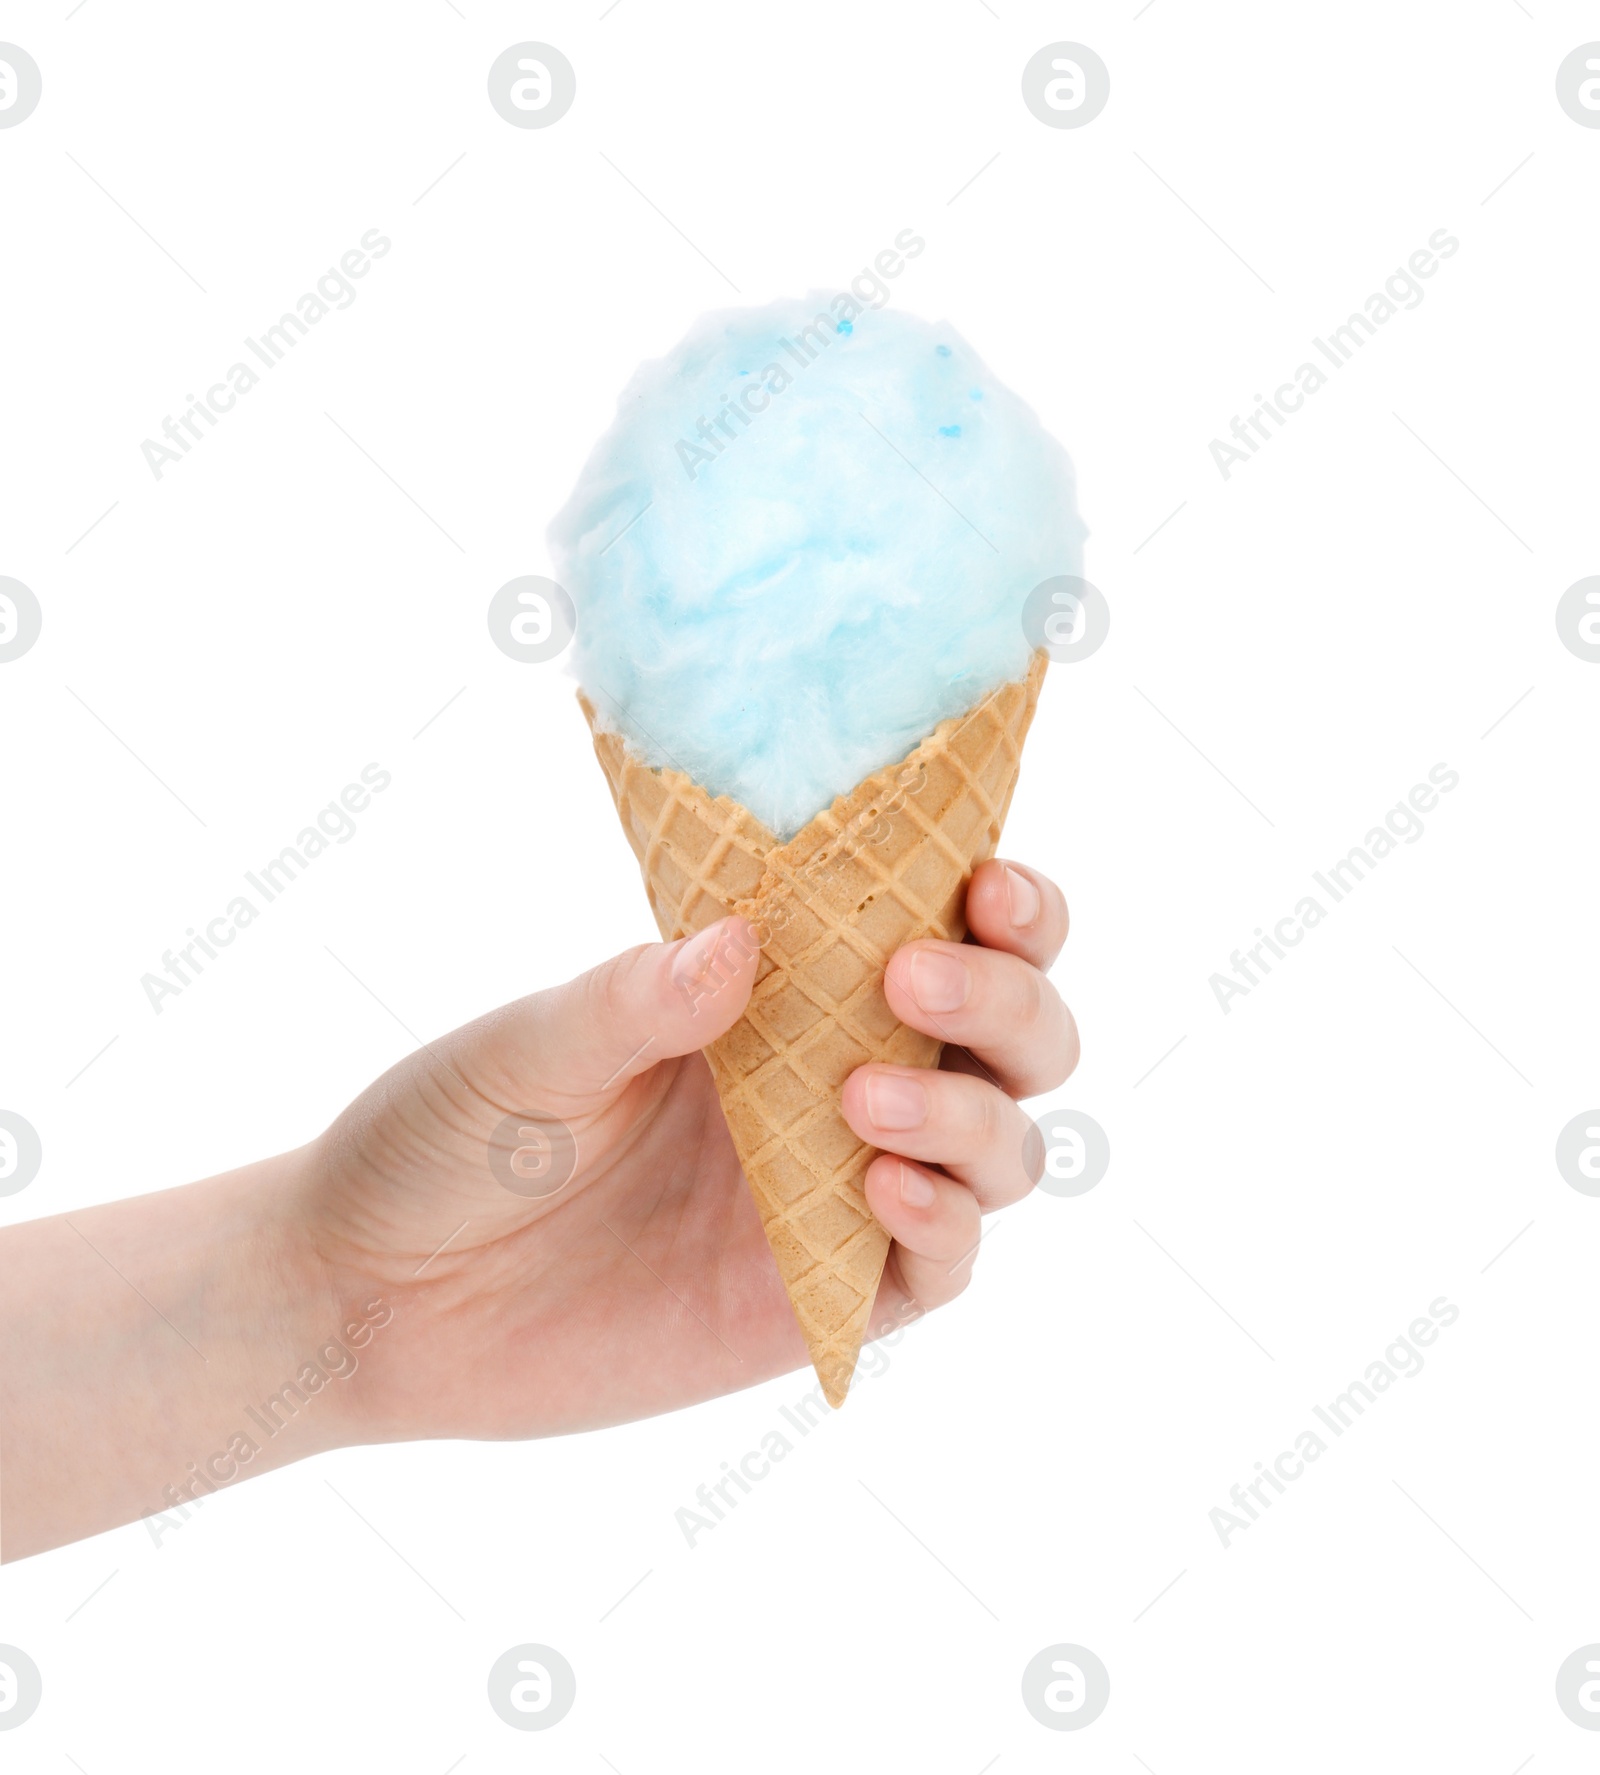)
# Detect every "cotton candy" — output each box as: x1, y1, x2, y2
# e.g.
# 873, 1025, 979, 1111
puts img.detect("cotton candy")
550, 296, 1085, 838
